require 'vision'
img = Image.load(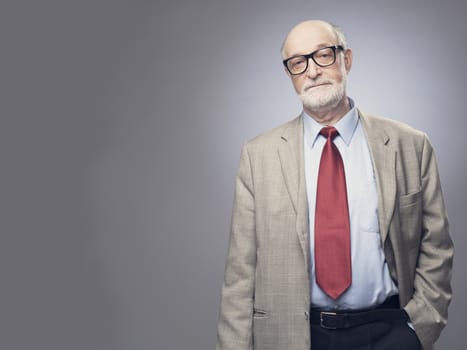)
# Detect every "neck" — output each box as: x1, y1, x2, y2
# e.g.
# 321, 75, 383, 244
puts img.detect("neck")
304, 97, 350, 126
